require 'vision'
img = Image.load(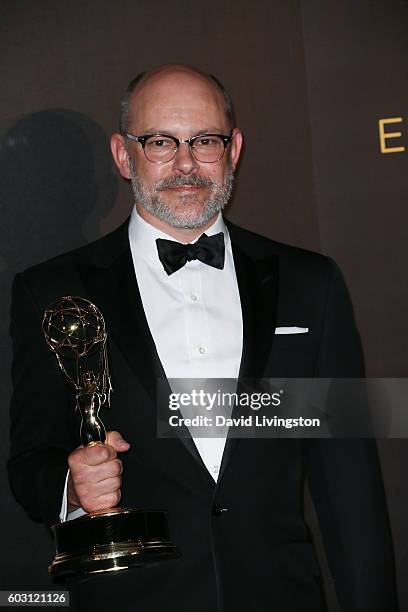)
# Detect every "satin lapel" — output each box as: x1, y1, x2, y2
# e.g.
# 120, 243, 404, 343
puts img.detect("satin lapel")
76, 226, 214, 486
78, 246, 163, 402
233, 243, 279, 380
218, 236, 279, 481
